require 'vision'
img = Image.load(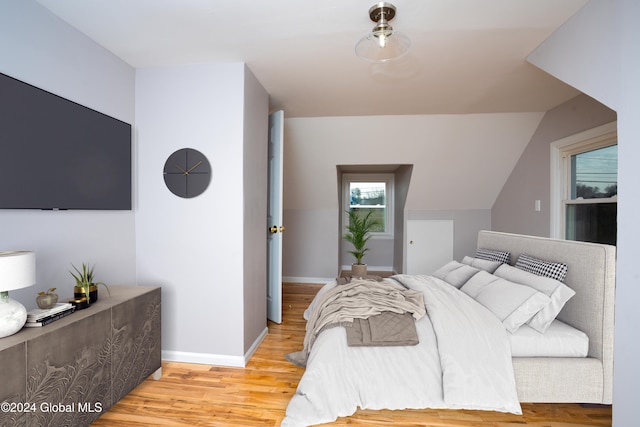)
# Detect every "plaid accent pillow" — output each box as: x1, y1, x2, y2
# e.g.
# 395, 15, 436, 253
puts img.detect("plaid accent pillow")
515, 254, 568, 282
475, 248, 511, 265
